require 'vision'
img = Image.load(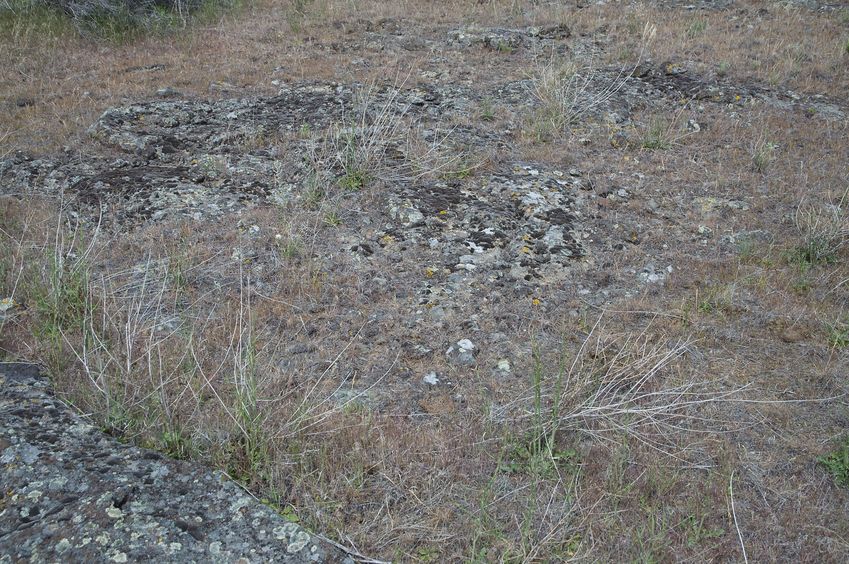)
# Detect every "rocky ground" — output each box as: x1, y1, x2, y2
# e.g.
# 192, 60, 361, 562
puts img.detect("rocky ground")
0, 363, 348, 563
2, 0, 849, 561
